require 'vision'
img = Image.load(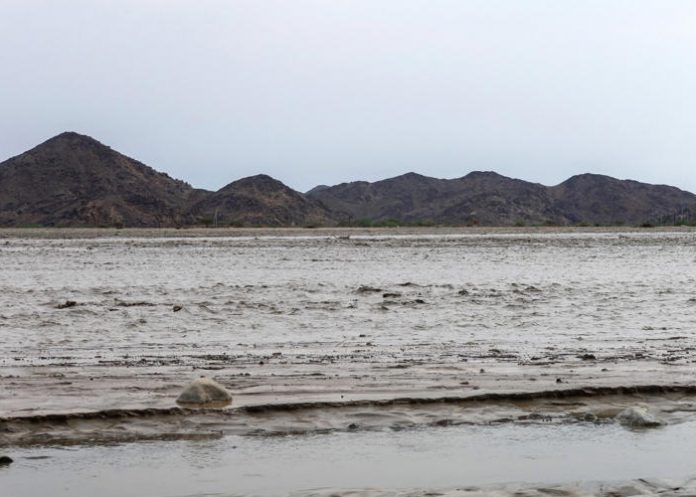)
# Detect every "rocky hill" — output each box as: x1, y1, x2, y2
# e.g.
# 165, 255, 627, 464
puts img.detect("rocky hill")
549, 174, 696, 226
0, 132, 199, 227
189, 174, 335, 227
308, 172, 696, 226
0, 133, 333, 227
2, 132, 695, 227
